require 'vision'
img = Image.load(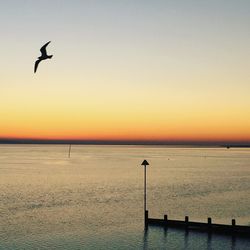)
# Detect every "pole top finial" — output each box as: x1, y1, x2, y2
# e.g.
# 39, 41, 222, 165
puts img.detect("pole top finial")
141, 159, 149, 166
